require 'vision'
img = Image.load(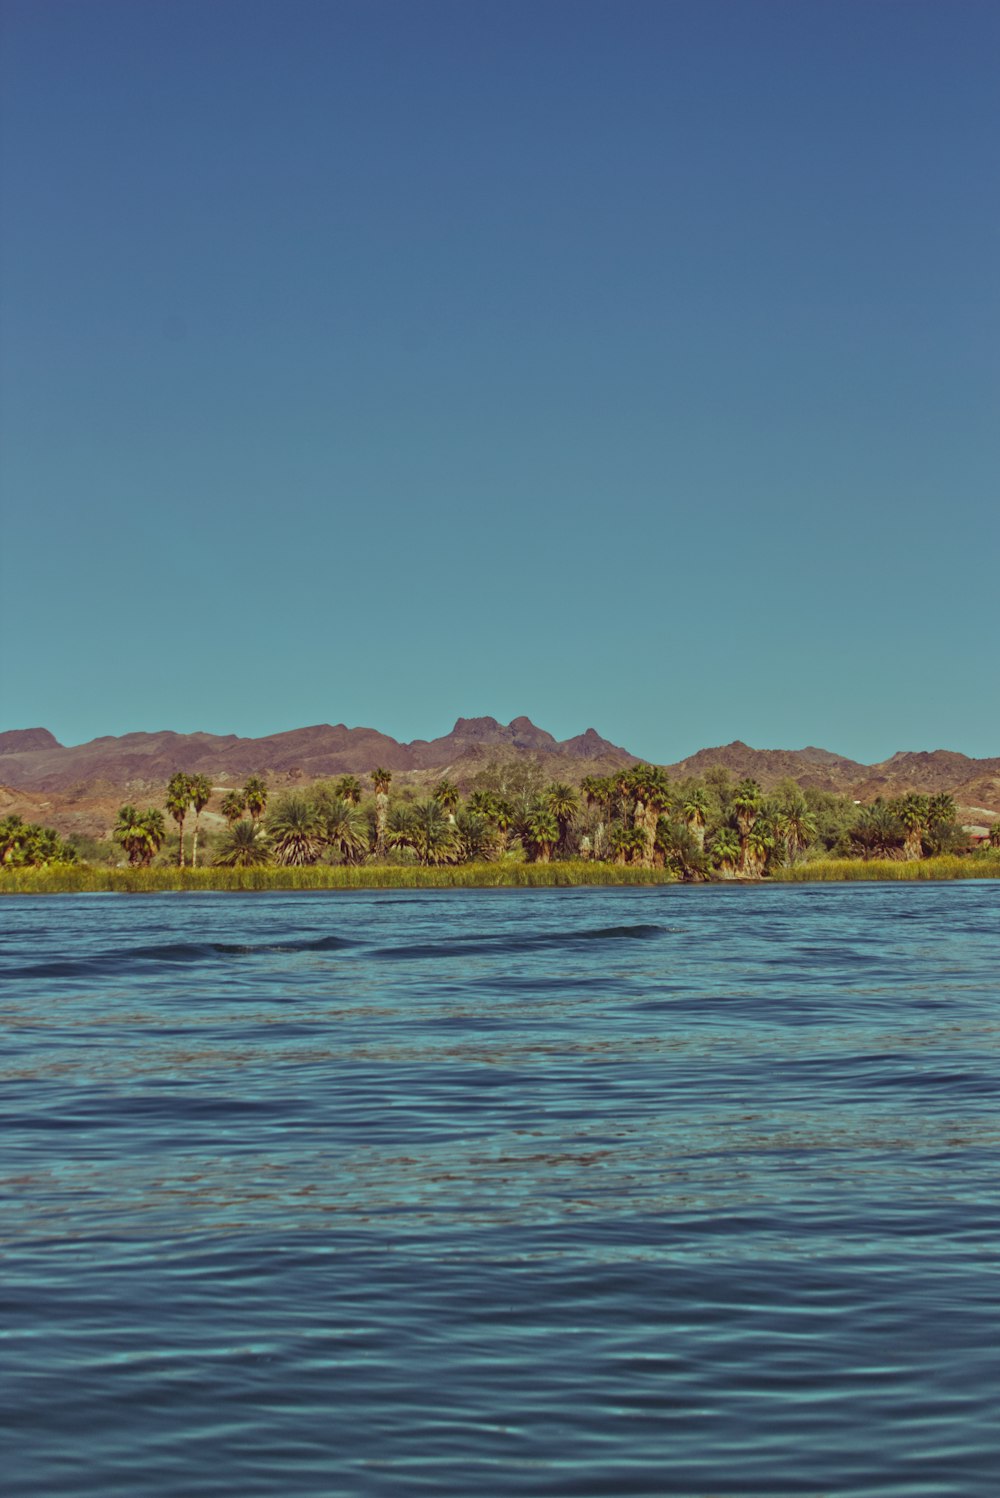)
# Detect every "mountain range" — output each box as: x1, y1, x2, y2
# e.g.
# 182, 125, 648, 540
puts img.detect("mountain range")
1, 717, 998, 839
